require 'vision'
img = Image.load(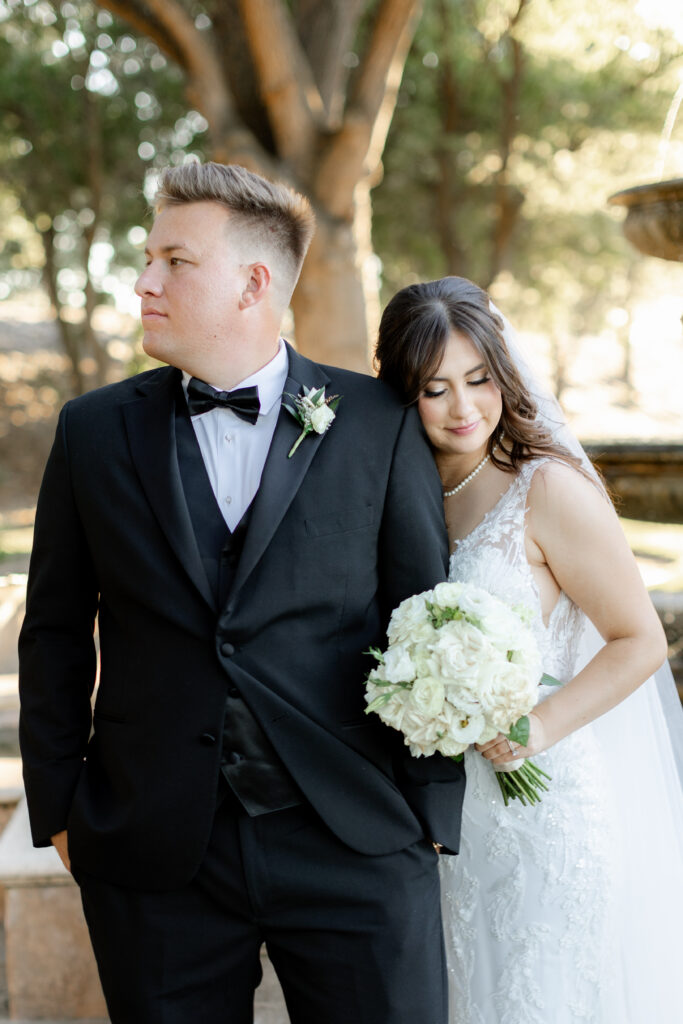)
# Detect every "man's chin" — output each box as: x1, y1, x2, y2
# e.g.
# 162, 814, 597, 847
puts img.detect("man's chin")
141, 335, 170, 364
